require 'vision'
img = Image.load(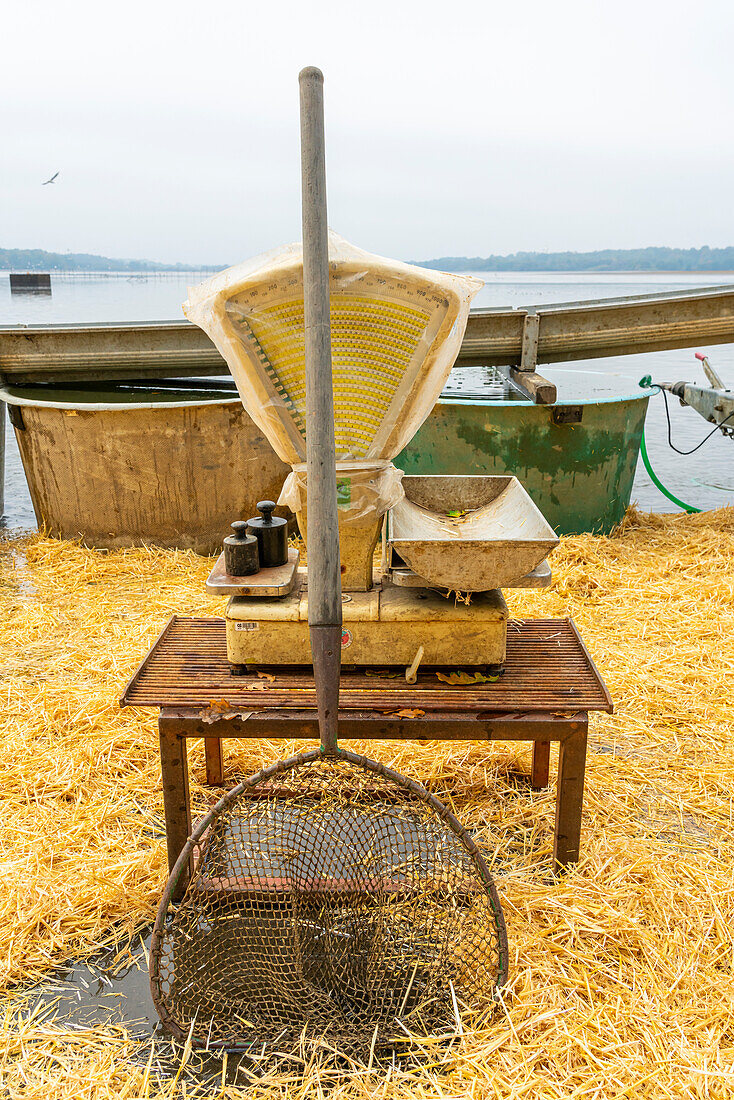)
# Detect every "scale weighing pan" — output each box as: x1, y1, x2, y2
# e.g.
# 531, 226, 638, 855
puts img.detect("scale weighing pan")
388, 475, 559, 592
206, 547, 300, 597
